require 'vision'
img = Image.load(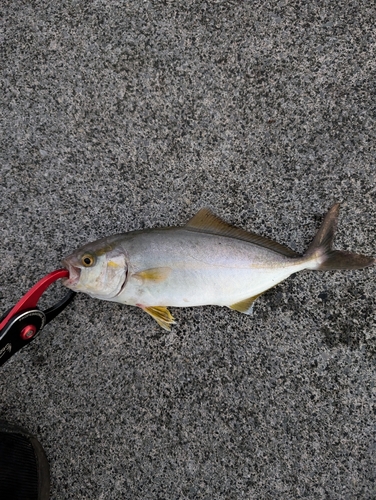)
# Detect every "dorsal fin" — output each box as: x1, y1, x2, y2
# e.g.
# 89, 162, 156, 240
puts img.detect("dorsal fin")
185, 208, 299, 258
